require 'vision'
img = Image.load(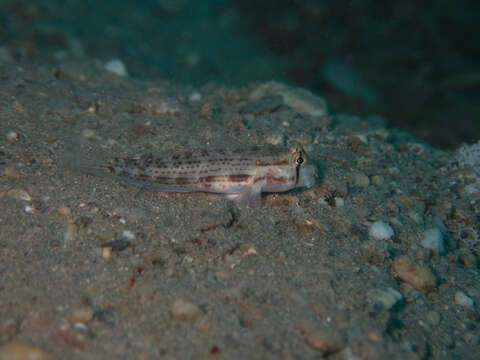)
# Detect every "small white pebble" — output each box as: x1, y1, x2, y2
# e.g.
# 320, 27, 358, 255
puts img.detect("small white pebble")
368, 287, 403, 309
369, 221, 394, 240
265, 133, 285, 146
122, 230, 135, 241
353, 134, 368, 145
171, 299, 203, 321
454, 291, 474, 308
72, 322, 89, 333
421, 228, 445, 254
465, 183, 480, 195
189, 92, 202, 102
6, 131, 19, 143
104, 59, 128, 77
24, 205, 34, 214
334, 197, 344, 207
81, 128, 96, 139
